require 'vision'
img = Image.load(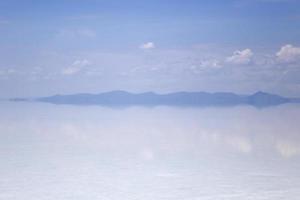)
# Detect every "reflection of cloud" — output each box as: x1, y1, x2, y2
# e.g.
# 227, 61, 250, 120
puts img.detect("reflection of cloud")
140, 148, 154, 161
156, 172, 179, 178
223, 135, 253, 153
2, 105, 300, 161
61, 123, 87, 141
276, 140, 300, 158
204, 131, 253, 154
